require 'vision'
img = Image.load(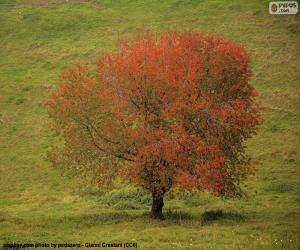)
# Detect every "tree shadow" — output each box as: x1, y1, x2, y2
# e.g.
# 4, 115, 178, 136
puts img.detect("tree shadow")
53, 209, 246, 227
164, 209, 193, 221
55, 211, 141, 227
158, 208, 246, 226
201, 209, 246, 225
